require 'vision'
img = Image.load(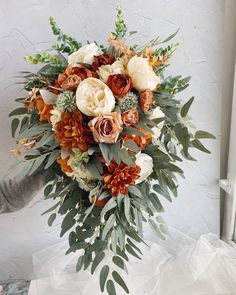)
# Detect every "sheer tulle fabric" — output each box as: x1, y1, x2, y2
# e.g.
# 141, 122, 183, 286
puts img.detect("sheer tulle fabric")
28, 228, 236, 295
